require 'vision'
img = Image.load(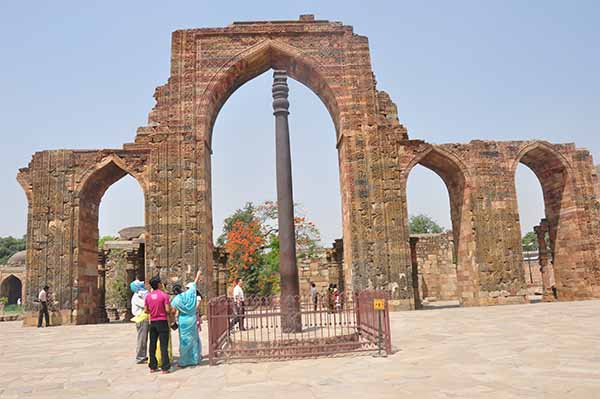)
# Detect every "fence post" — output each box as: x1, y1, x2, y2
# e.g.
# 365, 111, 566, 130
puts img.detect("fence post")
207, 298, 214, 366
384, 292, 392, 354
355, 292, 361, 334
